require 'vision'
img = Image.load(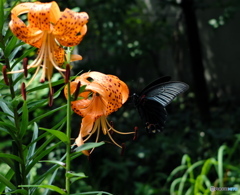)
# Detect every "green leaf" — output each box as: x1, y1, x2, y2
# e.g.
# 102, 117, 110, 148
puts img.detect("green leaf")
0, 101, 14, 123
26, 123, 38, 161
0, 173, 16, 190
0, 153, 23, 164
26, 141, 62, 174
70, 191, 113, 195
11, 47, 36, 68
20, 101, 28, 138
217, 145, 227, 187
3, 189, 28, 195
66, 172, 87, 184
0, 0, 4, 33
70, 142, 105, 160
5, 35, 19, 58
73, 142, 105, 153
41, 168, 60, 195
0, 169, 14, 193
20, 185, 67, 195
40, 160, 66, 168
40, 128, 70, 144
29, 105, 66, 125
